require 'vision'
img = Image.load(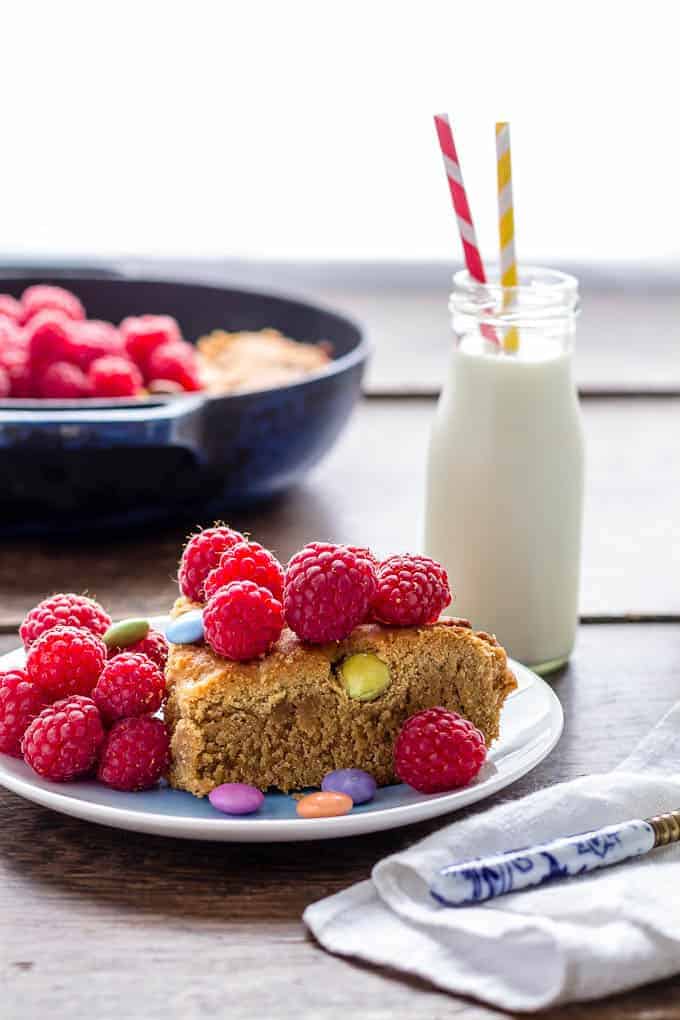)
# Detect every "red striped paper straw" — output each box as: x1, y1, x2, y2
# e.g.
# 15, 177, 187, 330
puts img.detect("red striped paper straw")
433, 114, 499, 346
